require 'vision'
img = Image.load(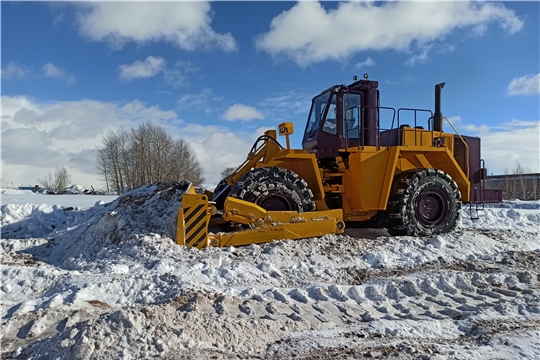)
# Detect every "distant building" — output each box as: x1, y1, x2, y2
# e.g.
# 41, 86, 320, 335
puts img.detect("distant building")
486, 173, 540, 200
